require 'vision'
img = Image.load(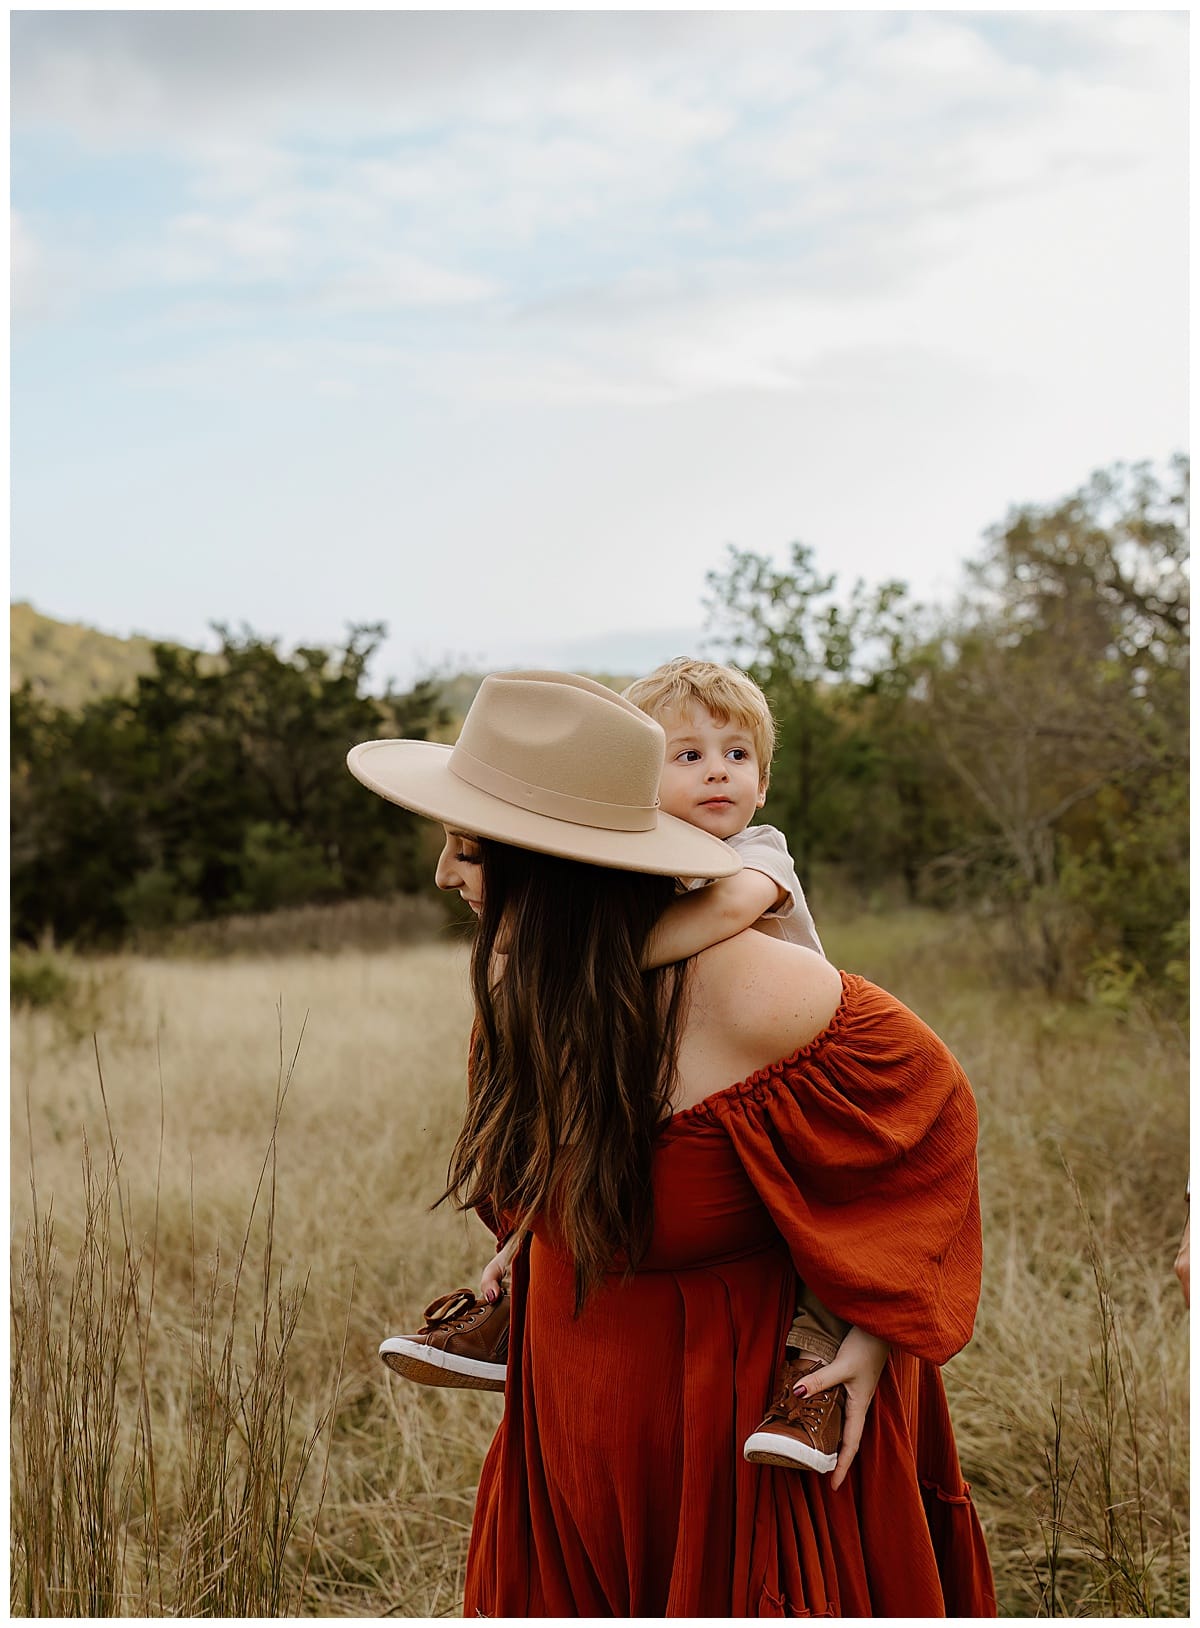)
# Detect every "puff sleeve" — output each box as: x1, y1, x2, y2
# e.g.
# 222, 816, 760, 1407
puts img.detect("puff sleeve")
705, 972, 983, 1364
